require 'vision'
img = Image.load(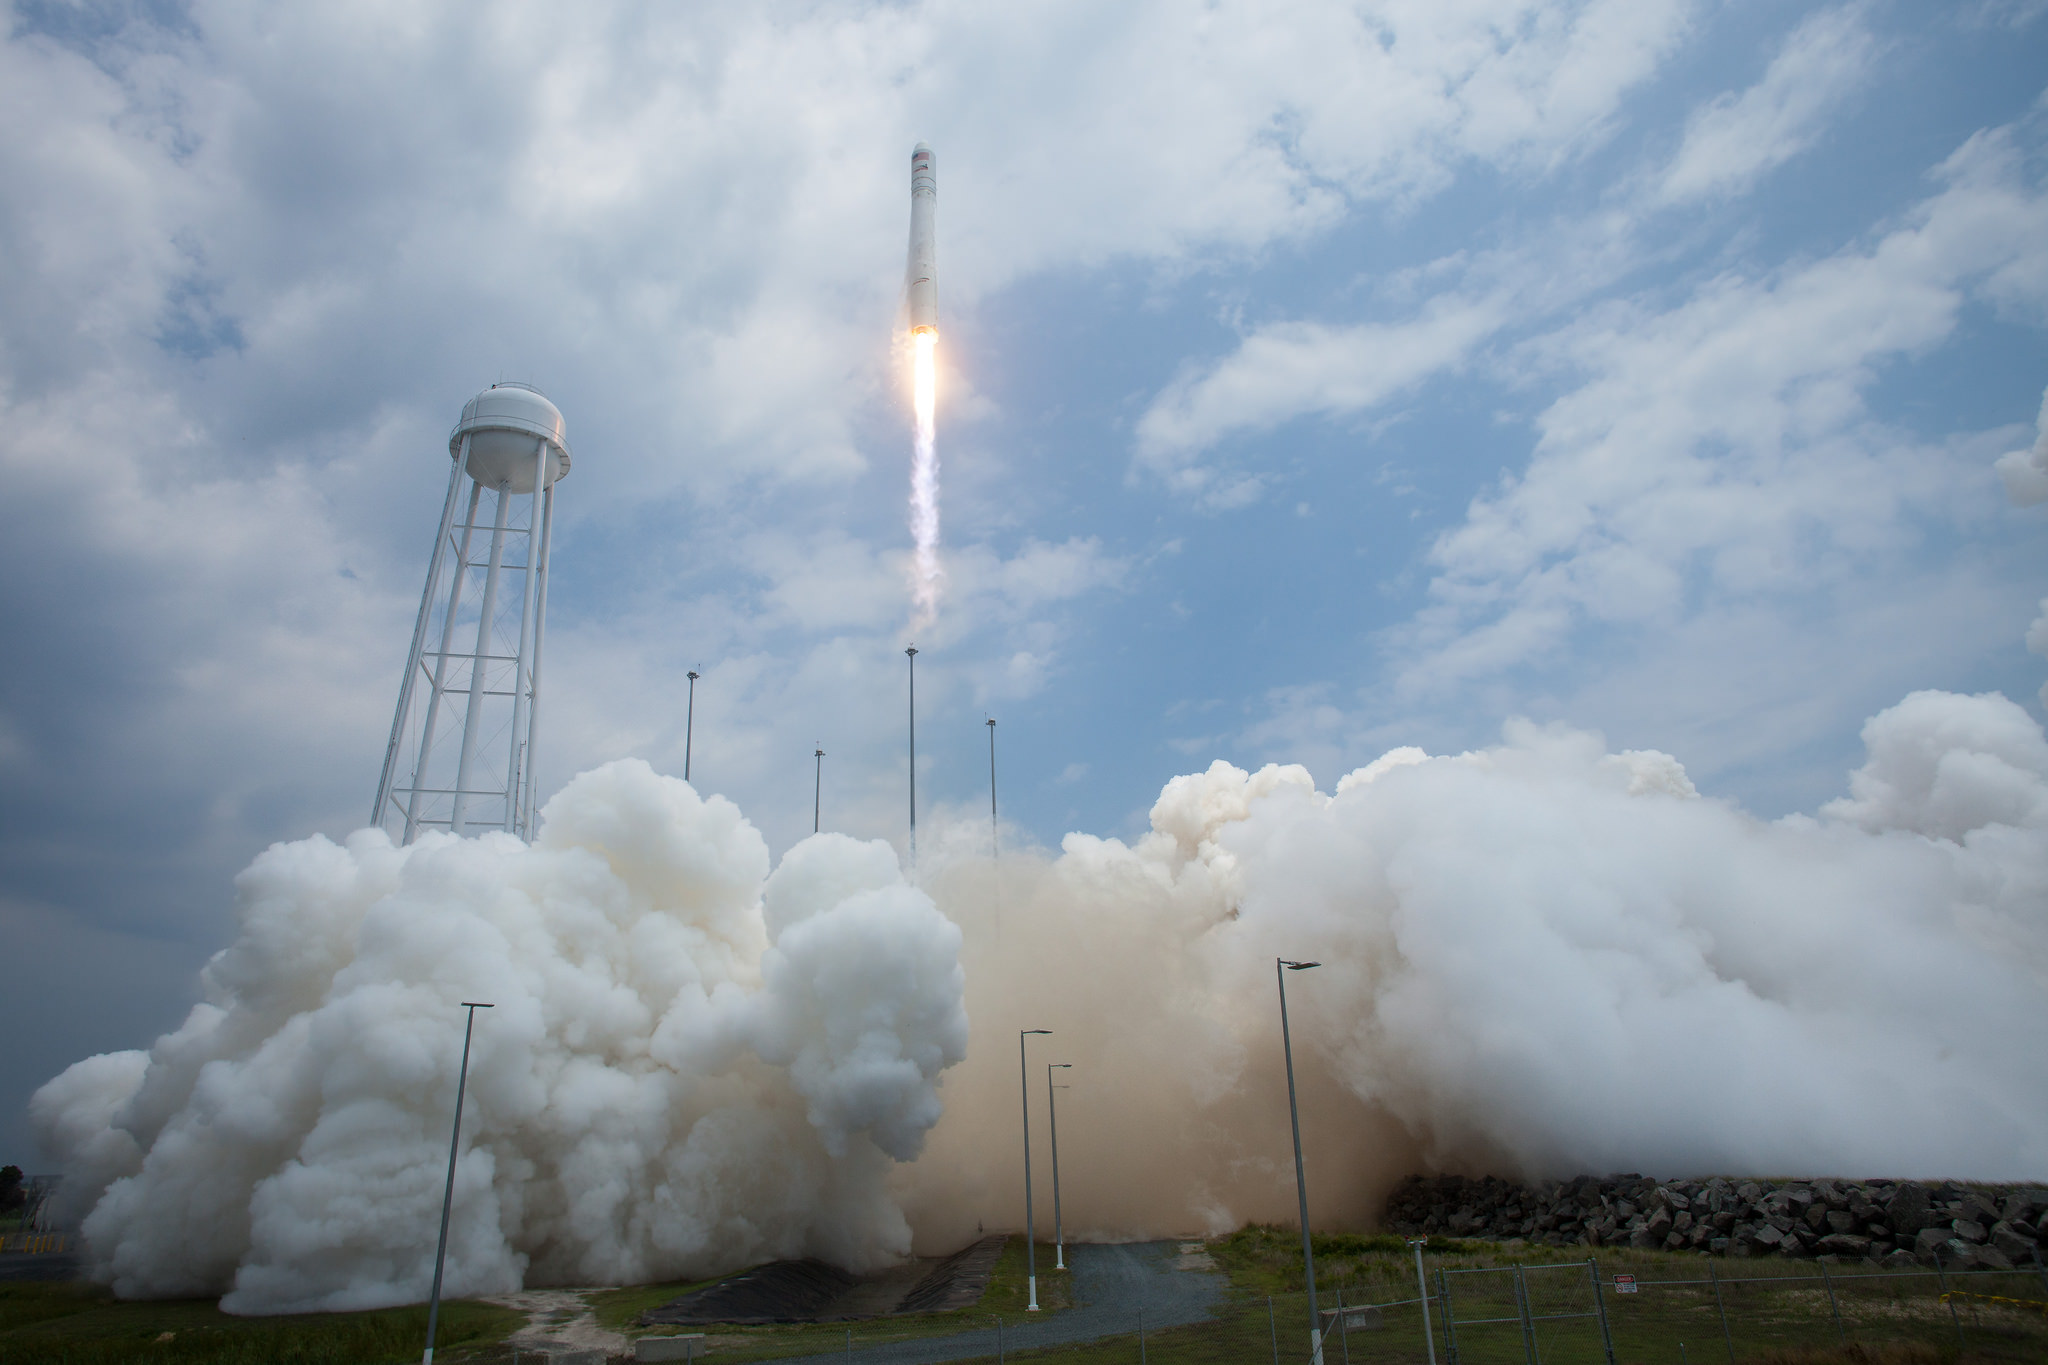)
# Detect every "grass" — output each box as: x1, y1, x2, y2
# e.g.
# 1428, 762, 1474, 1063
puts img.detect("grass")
0, 1281, 523, 1364
985, 1229, 2048, 1365
7, 1230, 2044, 1364
589, 1274, 724, 1335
